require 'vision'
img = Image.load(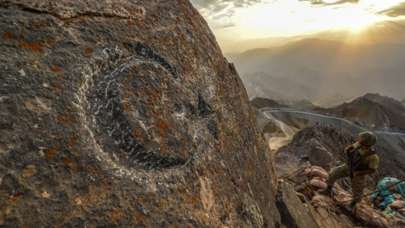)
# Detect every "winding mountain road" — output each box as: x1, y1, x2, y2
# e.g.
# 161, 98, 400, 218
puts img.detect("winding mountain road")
260, 108, 405, 138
